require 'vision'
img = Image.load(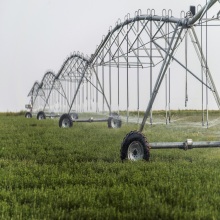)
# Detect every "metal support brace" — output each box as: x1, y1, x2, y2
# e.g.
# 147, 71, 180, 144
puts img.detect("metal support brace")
139, 22, 184, 132
189, 27, 220, 109
68, 63, 89, 114
43, 80, 56, 111
153, 42, 212, 90
91, 66, 112, 114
